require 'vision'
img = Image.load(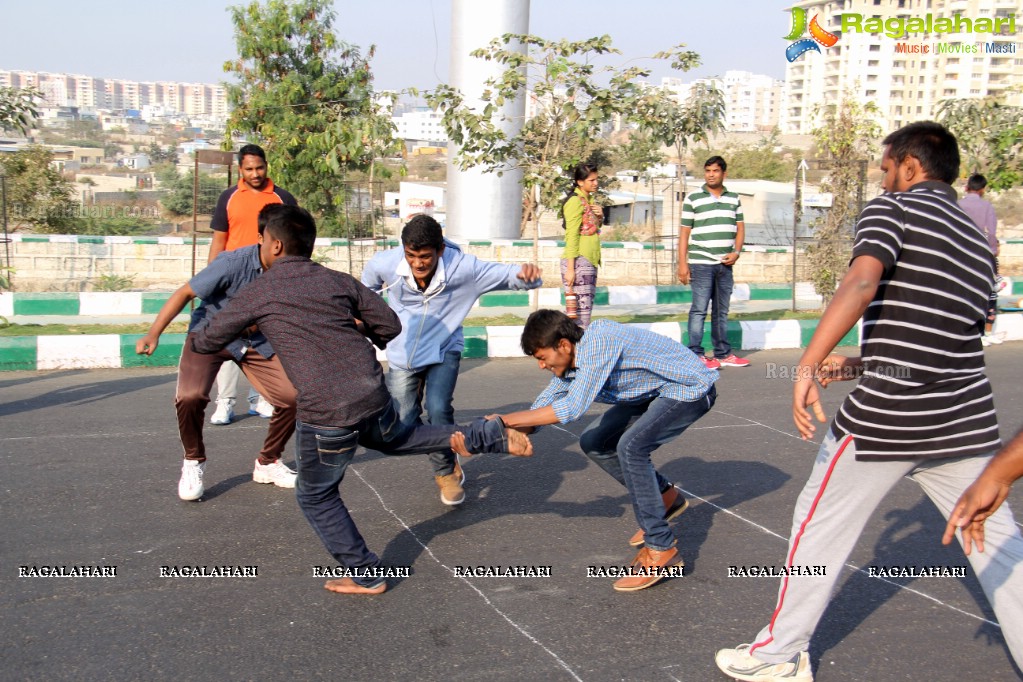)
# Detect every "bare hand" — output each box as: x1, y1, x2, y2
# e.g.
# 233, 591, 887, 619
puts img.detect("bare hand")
677, 263, 690, 285
942, 477, 1011, 555
136, 334, 159, 356
564, 268, 576, 288
450, 431, 473, 458
518, 264, 542, 283
793, 375, 827, 440
816, 355, 862, 388
720, 252, 739, 266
